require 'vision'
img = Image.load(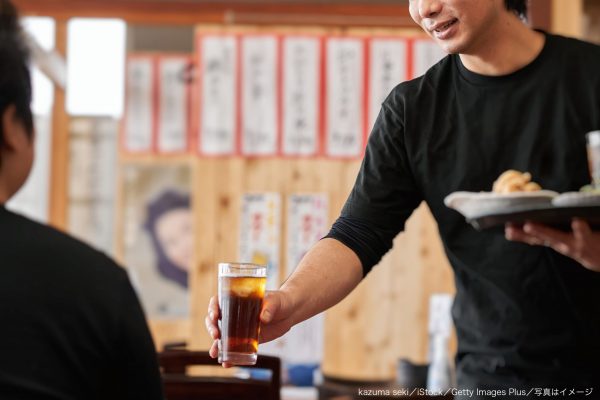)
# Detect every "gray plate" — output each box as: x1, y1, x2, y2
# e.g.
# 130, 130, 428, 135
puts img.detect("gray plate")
468, 205, 600, 231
